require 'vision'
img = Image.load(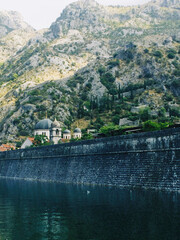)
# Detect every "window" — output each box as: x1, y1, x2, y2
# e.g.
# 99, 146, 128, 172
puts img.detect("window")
56, 129, 59, 136
42, 132, 46, 136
